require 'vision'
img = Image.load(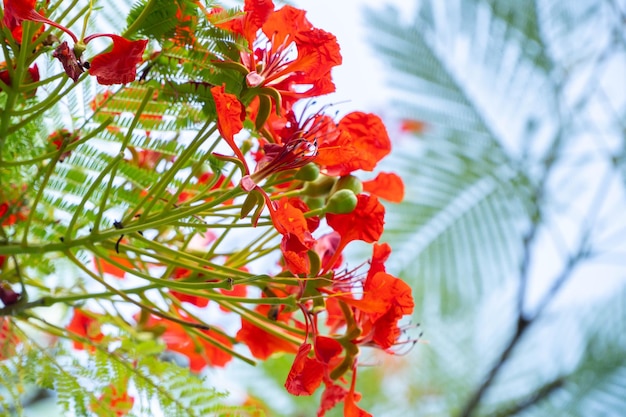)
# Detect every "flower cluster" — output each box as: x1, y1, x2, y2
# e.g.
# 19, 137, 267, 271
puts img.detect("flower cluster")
0, 1, 414, 416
